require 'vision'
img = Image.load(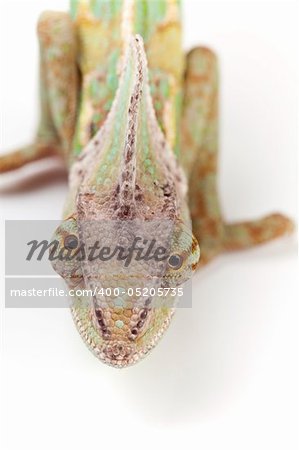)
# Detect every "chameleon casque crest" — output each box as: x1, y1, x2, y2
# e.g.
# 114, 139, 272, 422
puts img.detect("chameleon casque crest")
1, 0, 293, 367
